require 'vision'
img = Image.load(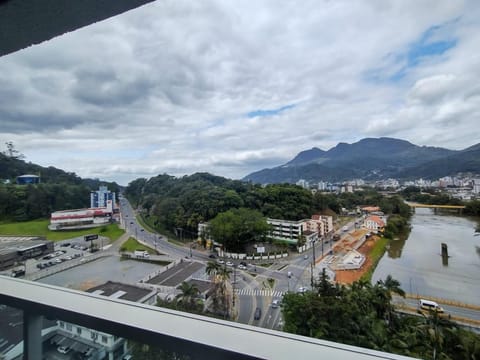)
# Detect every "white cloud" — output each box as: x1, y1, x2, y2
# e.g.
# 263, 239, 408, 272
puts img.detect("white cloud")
0, 0, 478, 184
